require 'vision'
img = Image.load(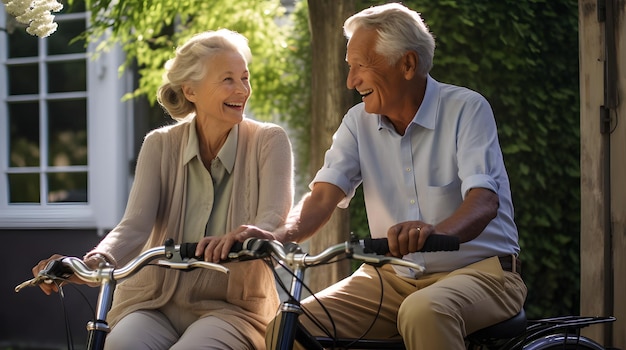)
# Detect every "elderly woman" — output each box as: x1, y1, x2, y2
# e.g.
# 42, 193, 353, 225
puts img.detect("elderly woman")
33, 29, 293, 349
